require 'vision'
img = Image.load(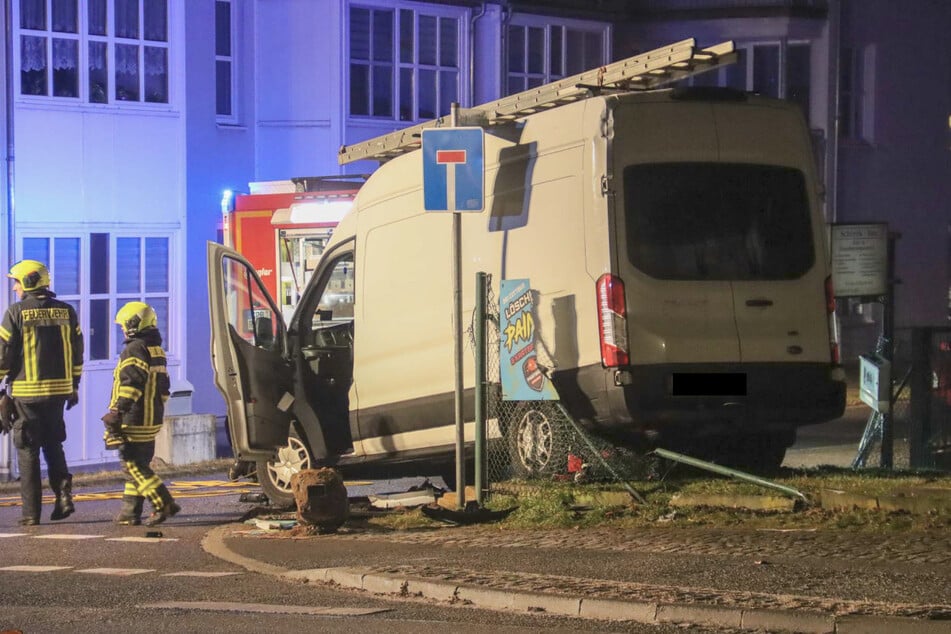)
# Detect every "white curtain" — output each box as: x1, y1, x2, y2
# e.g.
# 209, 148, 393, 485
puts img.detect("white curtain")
20, 35, 46, 72
51, 0, 78, 33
